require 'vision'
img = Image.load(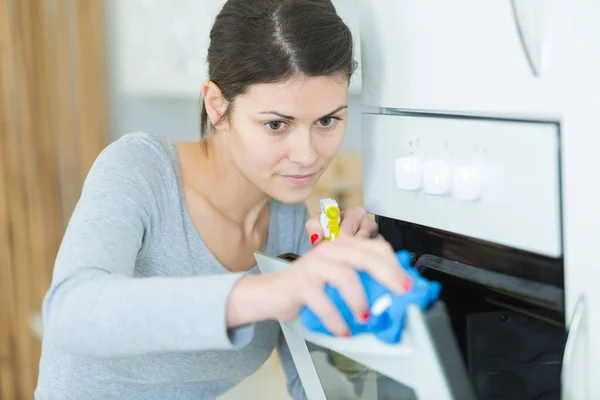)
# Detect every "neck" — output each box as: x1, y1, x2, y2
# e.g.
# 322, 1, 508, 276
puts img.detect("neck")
183, 134, 269, 228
